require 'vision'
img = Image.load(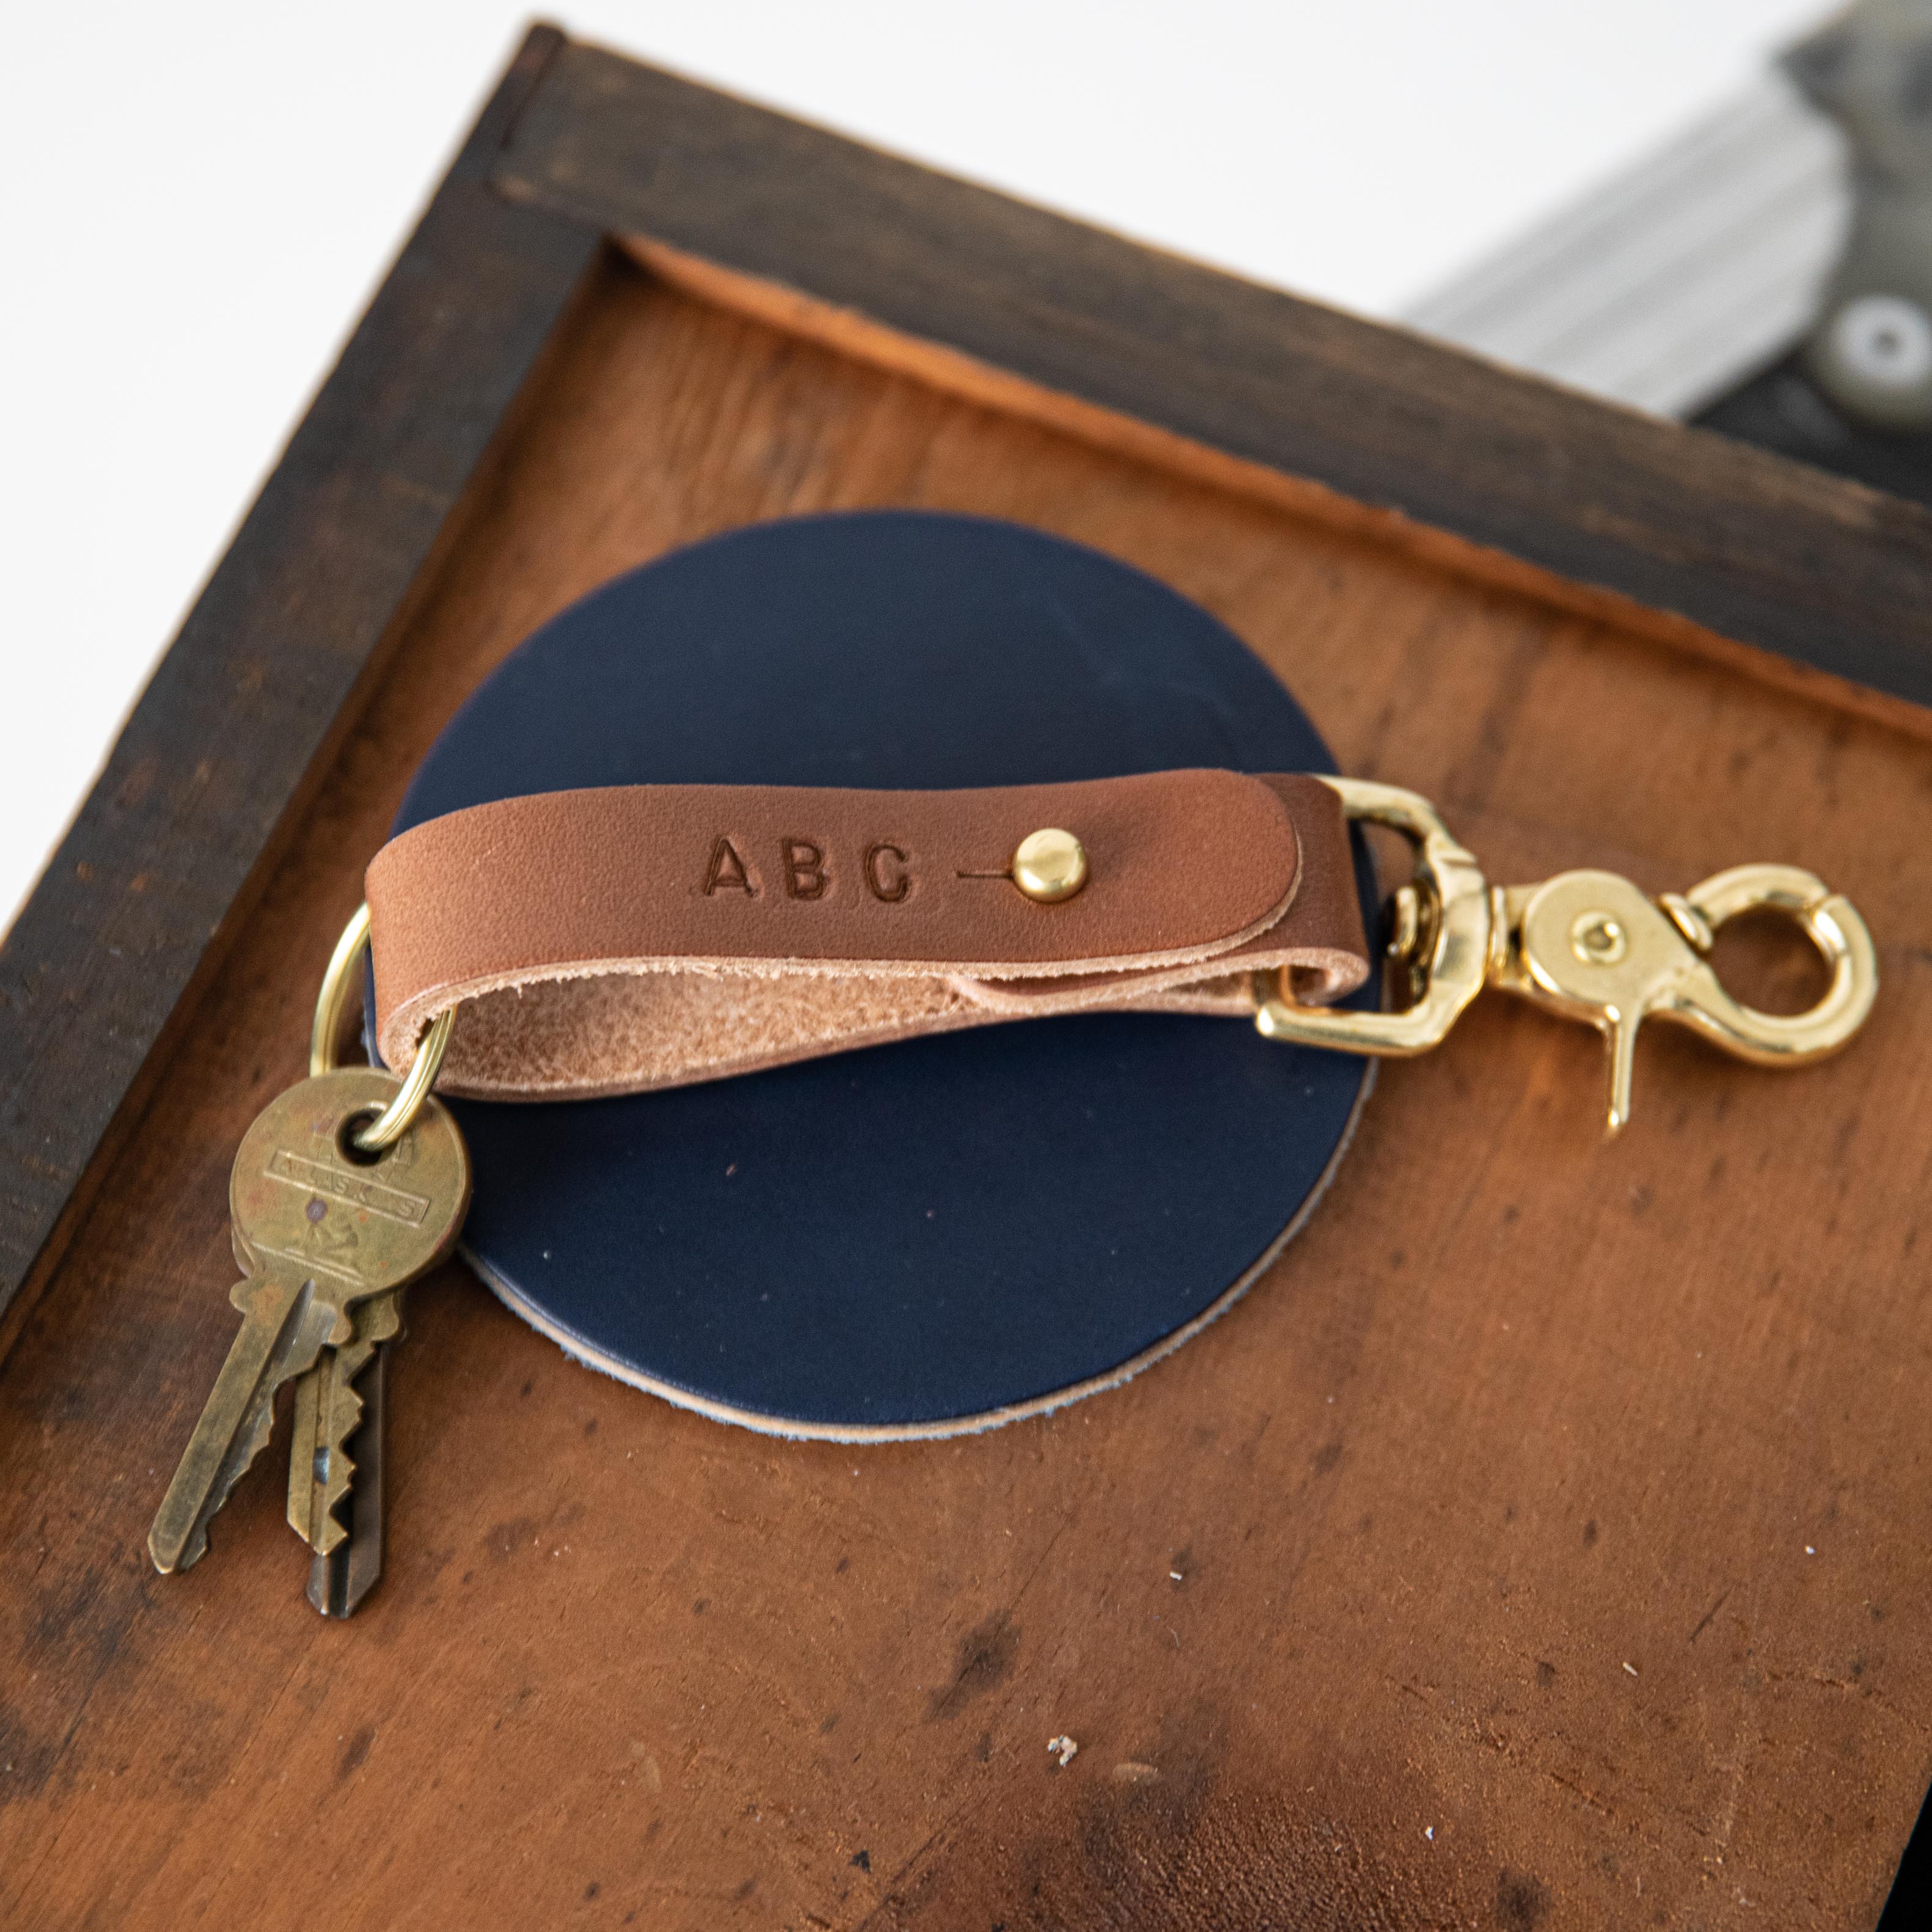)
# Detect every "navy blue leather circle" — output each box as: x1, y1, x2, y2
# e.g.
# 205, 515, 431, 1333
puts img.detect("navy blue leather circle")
387, 511, 1374, 1436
